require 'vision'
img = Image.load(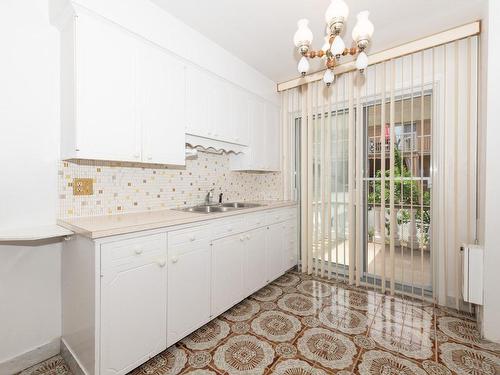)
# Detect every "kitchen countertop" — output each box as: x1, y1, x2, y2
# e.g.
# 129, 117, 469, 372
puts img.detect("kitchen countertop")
57, 201, 297, 239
